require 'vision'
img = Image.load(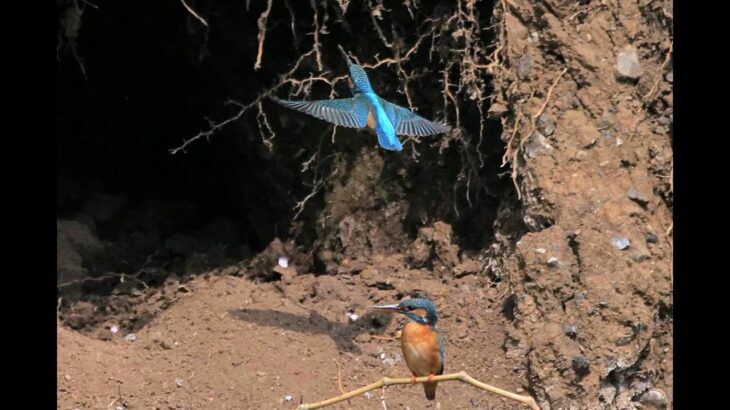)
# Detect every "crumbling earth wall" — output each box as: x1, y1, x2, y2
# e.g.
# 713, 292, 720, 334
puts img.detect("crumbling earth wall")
484, 1, 673, 408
